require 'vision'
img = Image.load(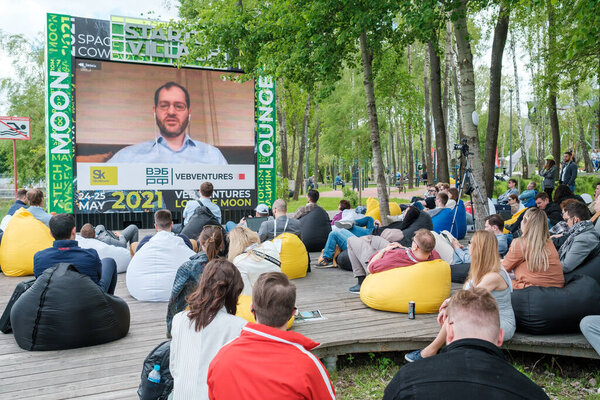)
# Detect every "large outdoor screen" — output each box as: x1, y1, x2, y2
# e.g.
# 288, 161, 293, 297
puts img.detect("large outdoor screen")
73, 59, 256, 213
